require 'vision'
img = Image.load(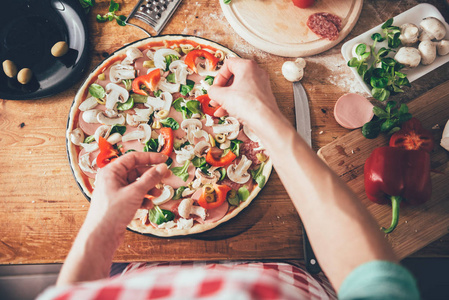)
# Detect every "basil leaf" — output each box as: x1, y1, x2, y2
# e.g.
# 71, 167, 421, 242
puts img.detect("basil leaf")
381, 119, 397, 132
238, 187, 250, 201
115, 15, 126, 26
173, 97, 184, 112
186, 100, 202, 114
372, 88, 390, 101
172, 186, 186, 200
219, 168, 226, 181
355, 44, 366, 56
174, 139, 189, 150
371, 33, 385, 42
96, 14, 108, 22
166, 73, 176, 83
251, 162, 266, 188
164, 54, 180, 71
192, 156, 206, 168
227, 191, 240, 206
122, 79, 132, 91
373, 106, 388, 119
117, 97, 134, 111
256, 175, 266, 189
132, 94, 148, 103
144, 138, 159, 152
165, 157, 173, 168
110, 124, 126, 135
224, 0, 232, 4
204, 75, 215, 85
160, 117, 179, 130
171, 160, 190, 181
88, 83, 106, 99
84, 135, 95, 143
382, 18, 393, 29
154, 90, 162, 98
148, 206, 175, 225
231, 139, 243, 156
180, 80, 195, 96
386, 101, 397, 113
